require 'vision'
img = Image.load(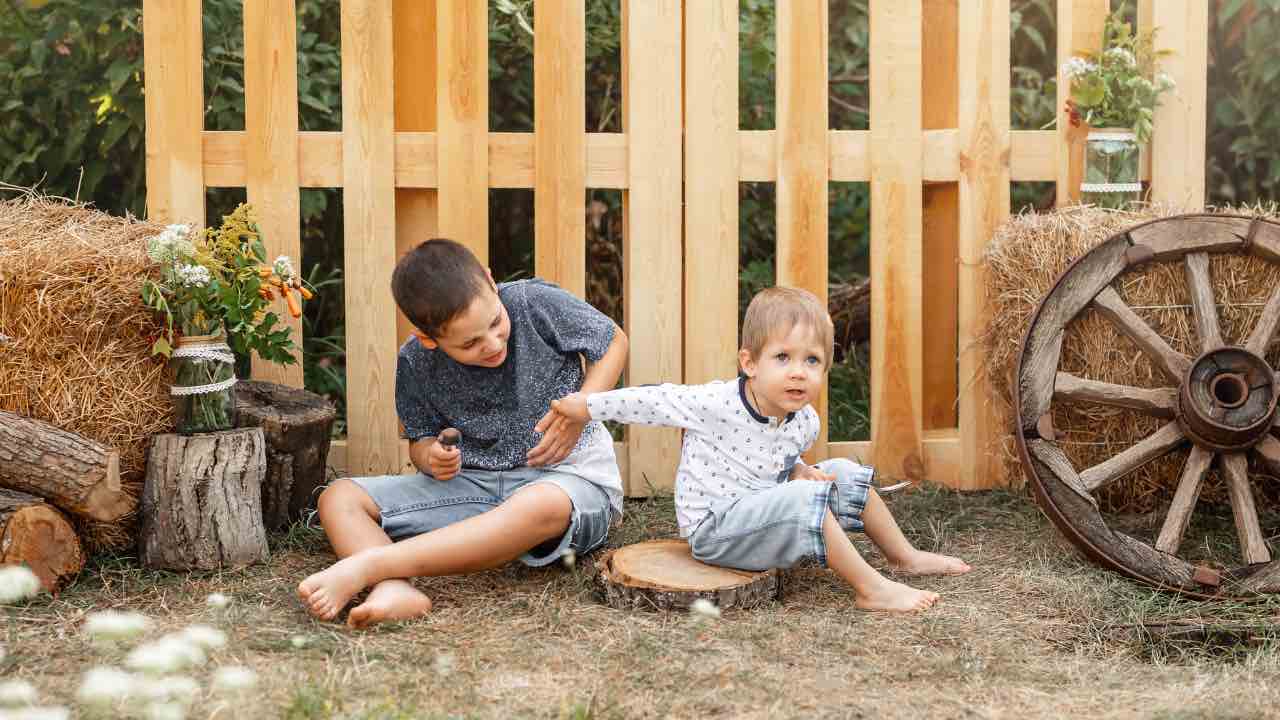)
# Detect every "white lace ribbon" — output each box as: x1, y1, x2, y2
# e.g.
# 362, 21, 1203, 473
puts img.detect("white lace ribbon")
1080, 182, 1142, 193
170, 341, 238, 396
